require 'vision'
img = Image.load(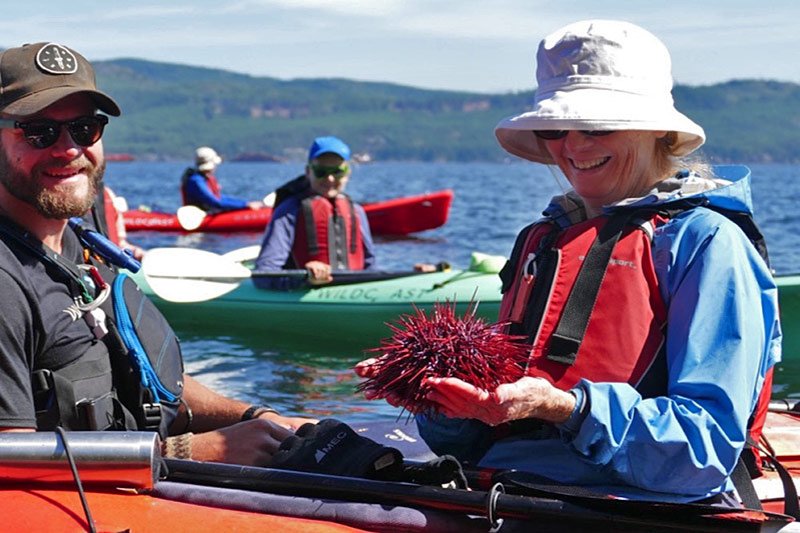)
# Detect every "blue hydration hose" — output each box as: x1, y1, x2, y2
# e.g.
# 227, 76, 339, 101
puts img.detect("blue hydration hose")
68, 217, 142, 273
